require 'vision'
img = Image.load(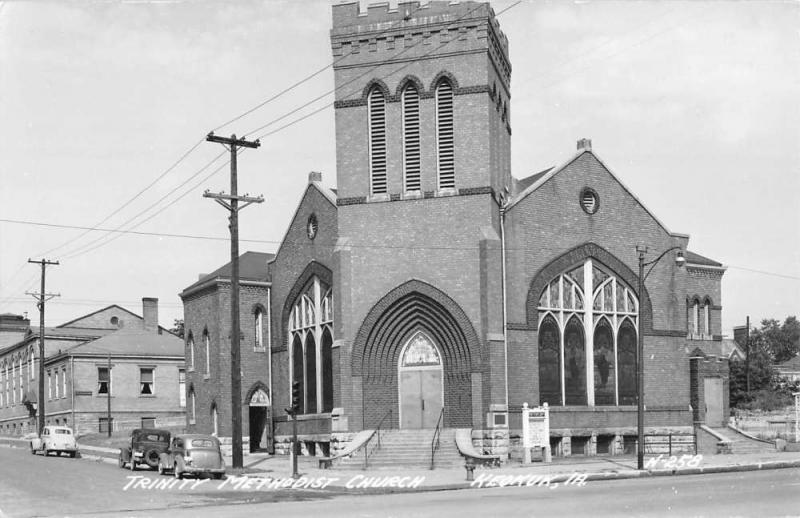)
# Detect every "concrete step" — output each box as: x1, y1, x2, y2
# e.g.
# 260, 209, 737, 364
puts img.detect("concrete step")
335, 429, 464, 470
